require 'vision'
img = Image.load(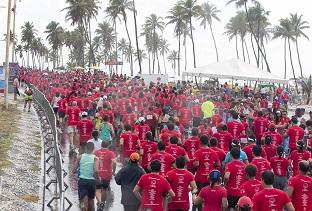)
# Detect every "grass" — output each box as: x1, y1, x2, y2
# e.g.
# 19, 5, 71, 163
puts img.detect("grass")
0, 106, 20, 173
20, 194, 39, 203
